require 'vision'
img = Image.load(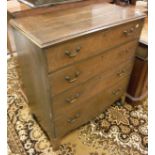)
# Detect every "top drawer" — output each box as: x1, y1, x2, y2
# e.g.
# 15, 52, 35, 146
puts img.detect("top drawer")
45, 19, 144, 73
